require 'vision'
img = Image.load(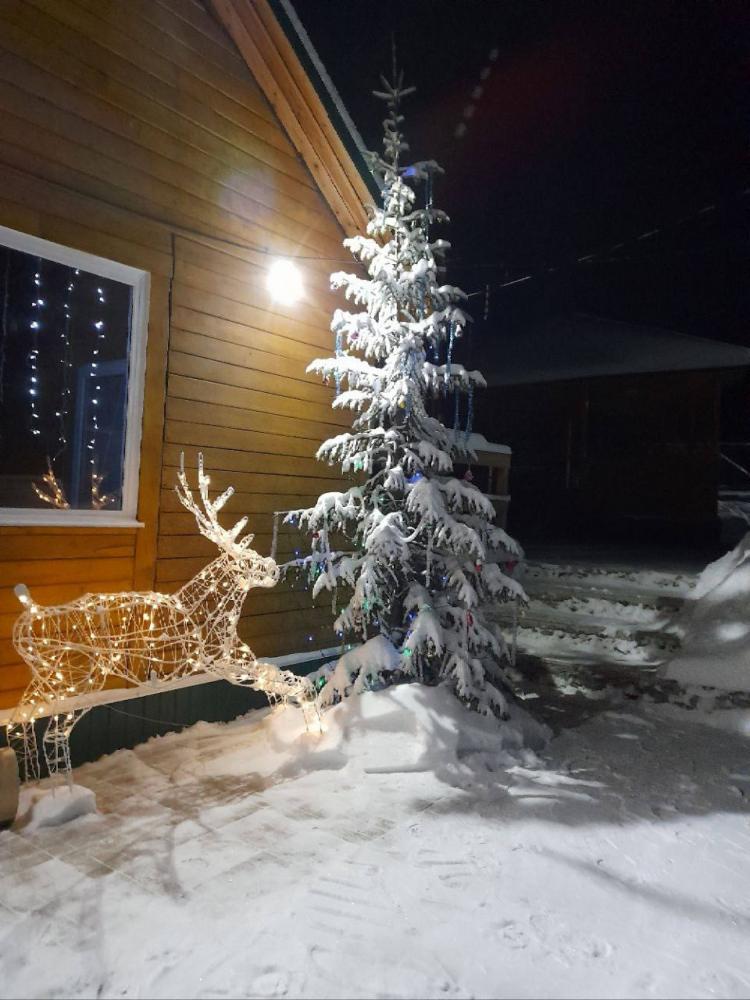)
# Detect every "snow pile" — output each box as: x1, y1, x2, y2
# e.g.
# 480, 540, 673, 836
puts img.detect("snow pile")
230, 680, 549, 789
313, 681, 548, 778
15, 783, 96, 830
315, 635, 403, 706
665, 532, 750, 692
